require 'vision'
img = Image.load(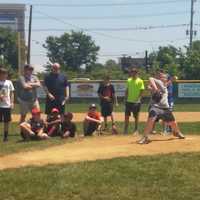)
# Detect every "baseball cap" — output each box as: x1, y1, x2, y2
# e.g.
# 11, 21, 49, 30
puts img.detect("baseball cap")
51, 108, 59, 113
31, 108, 41, 115
24, 64, 34, 71
89, 104, 97, 109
